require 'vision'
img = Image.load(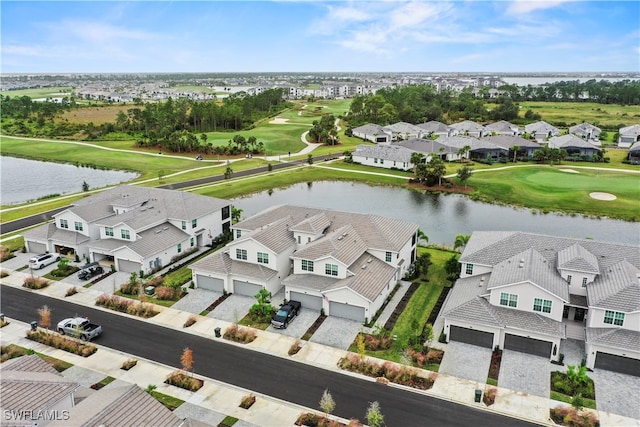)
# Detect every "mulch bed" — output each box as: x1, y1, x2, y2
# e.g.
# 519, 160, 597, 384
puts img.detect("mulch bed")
206, 293, 231, 312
